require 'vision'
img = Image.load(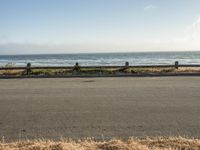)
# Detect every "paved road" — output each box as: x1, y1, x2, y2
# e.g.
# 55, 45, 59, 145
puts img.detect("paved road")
0, 77, 200, 141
